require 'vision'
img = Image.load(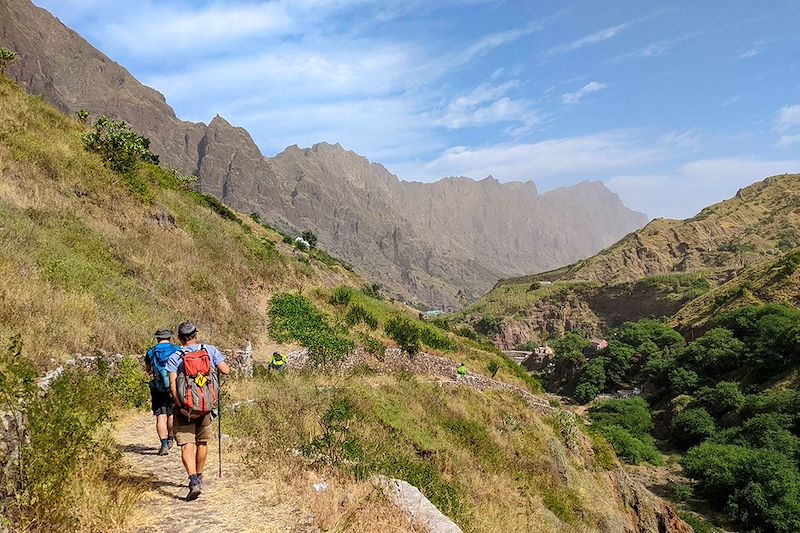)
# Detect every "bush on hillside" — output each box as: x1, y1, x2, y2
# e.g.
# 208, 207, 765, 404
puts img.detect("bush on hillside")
346, 303, 378, 330
589, 398, 654, 438
82, 116, 159, 174
669, 367, 699, 395
594, 424, 661, 465
384, 316, 421, 354
551, 332, 590, 362
474, 316, 503, 336
301, 230, 318, 248
0, 47, 17, 73
672, 408, 716, 449
330, 287, 353, 306
2, 337, 148, 530
678, 327, 744, 376
362, 283, 382, 300
418, 325, 457, 351
269, 293, 354, 365
456, 326, 478, 341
